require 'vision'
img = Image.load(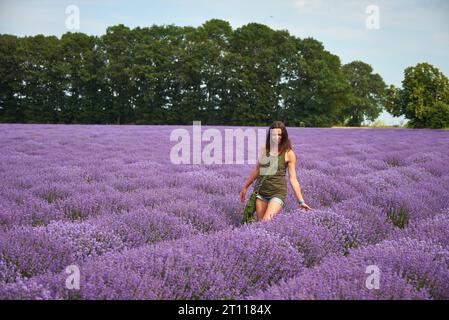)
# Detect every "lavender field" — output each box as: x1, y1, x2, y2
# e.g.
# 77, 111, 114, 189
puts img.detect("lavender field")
0, 124, 448, 300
